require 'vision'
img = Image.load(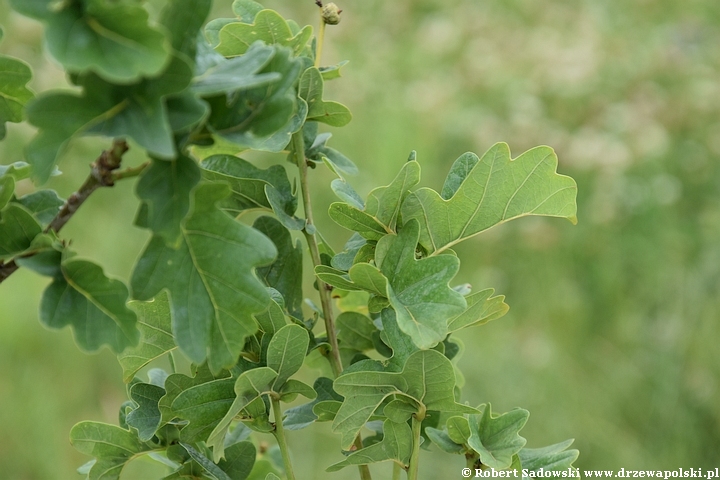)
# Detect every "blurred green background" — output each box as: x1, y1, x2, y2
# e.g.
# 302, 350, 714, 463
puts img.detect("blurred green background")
1, 0, 719, 478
